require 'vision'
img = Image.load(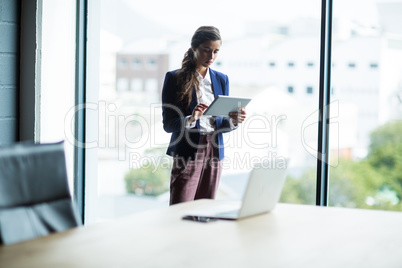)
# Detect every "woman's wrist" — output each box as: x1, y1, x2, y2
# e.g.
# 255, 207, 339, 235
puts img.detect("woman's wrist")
188, 115, 195, 125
